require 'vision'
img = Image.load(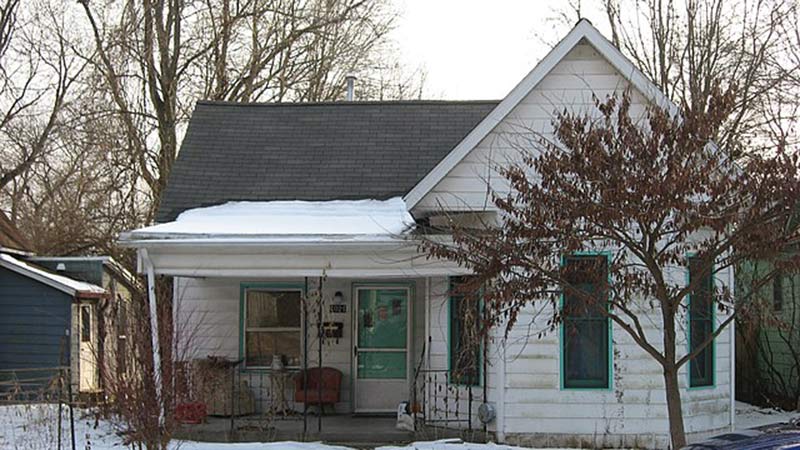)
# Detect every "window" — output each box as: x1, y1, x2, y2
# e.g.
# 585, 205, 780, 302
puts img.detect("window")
244, 289, 302, 368
562, 255, 610, 389
449, 276, 481, 386
80, 305, 92, 343
773, 272, 783, 312
689, 256, 714, 388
